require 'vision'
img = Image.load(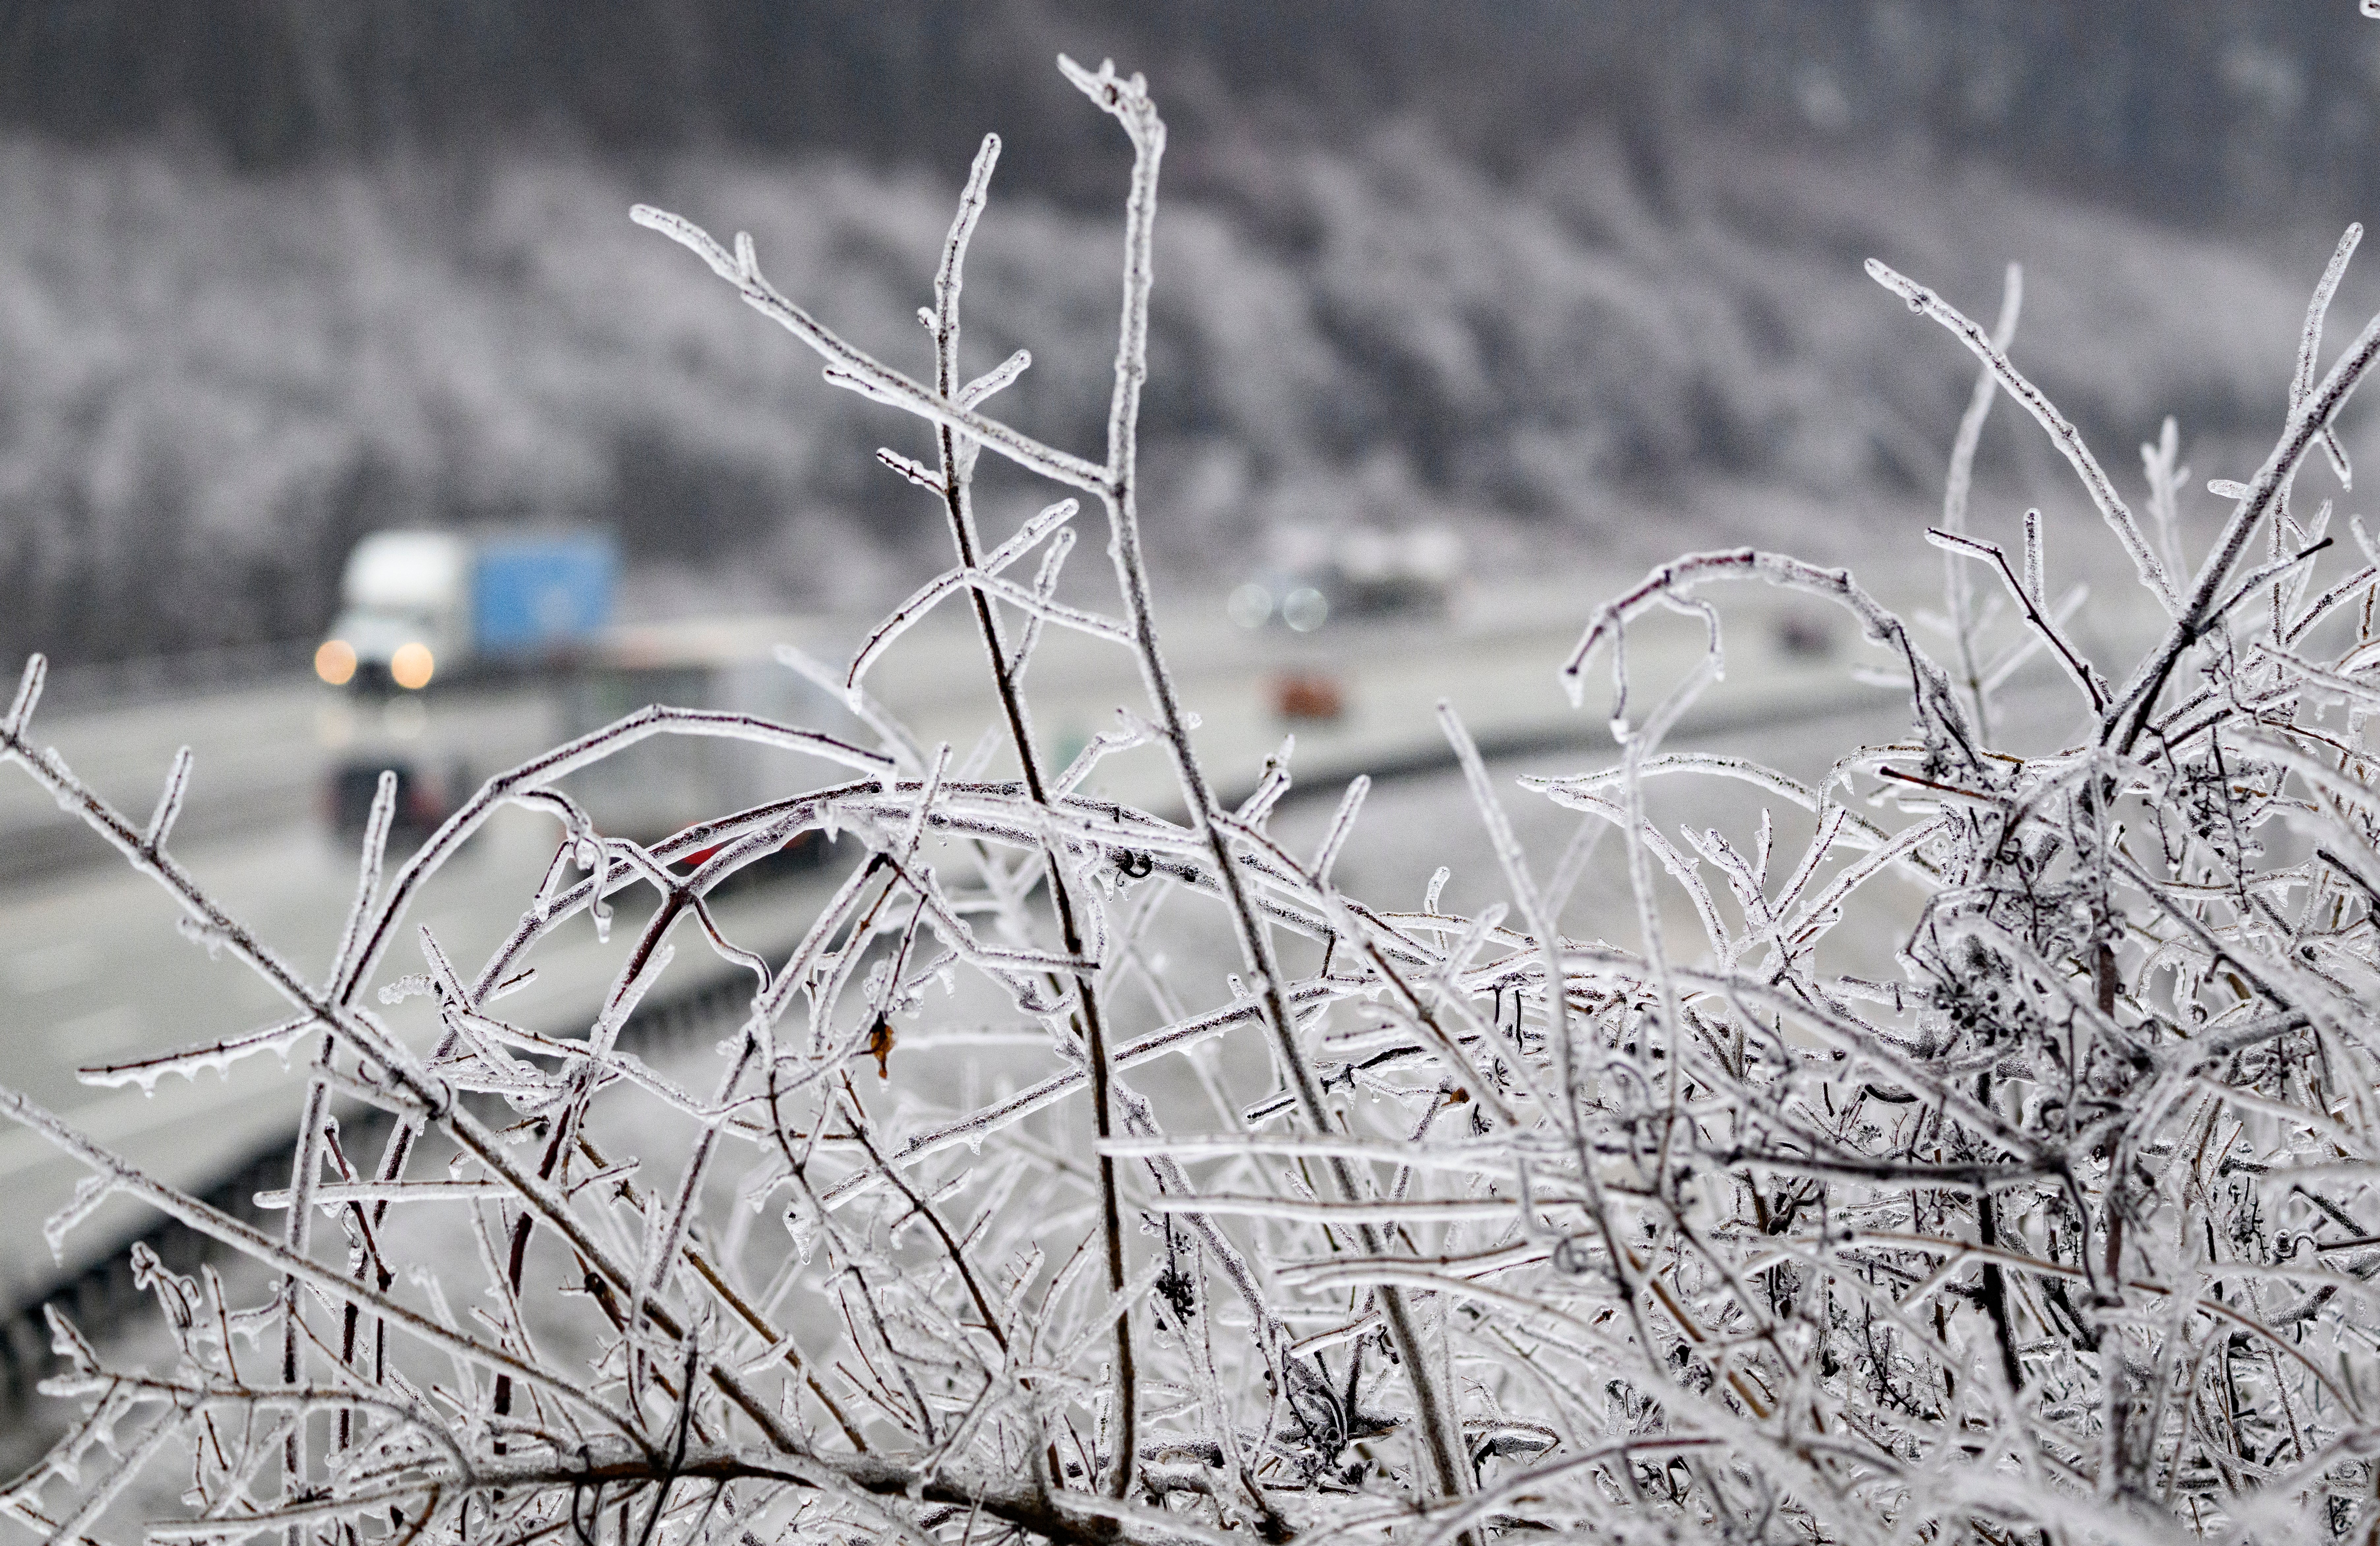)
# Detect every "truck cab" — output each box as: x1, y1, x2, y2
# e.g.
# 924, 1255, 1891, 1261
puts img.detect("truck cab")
320, 531, 470, 692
